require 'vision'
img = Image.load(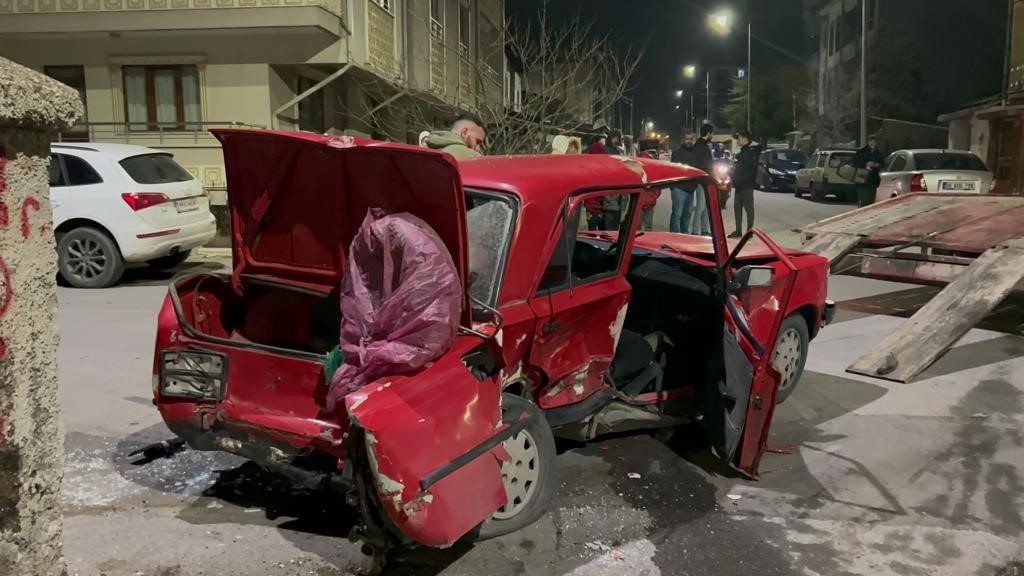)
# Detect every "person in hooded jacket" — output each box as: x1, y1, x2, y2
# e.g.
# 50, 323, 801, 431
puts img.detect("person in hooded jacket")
731, 129, 762, 238
423, 114, 486, 158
